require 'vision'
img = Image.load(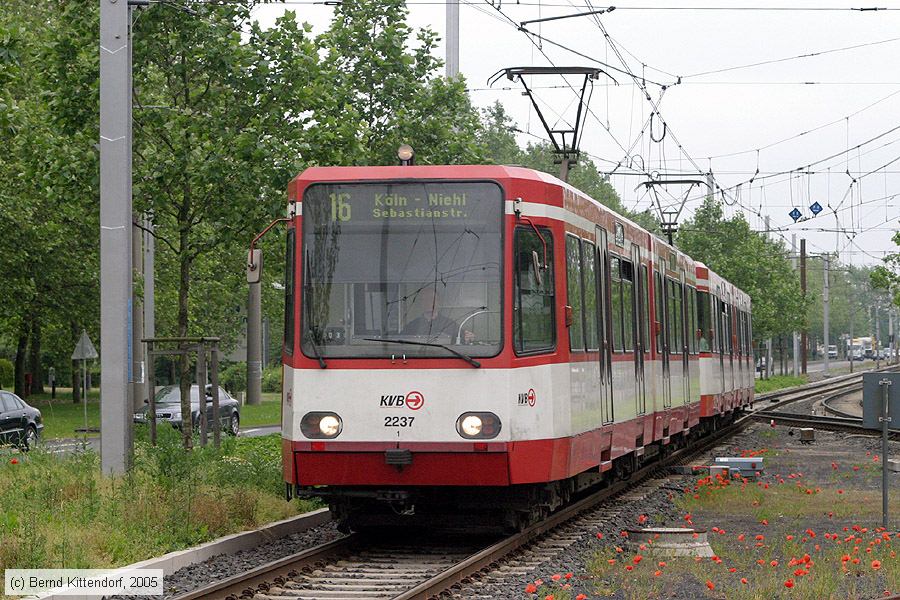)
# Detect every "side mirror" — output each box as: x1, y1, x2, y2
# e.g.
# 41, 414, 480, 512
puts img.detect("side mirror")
531, 250, 543, 288
247, 249, 262, 284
